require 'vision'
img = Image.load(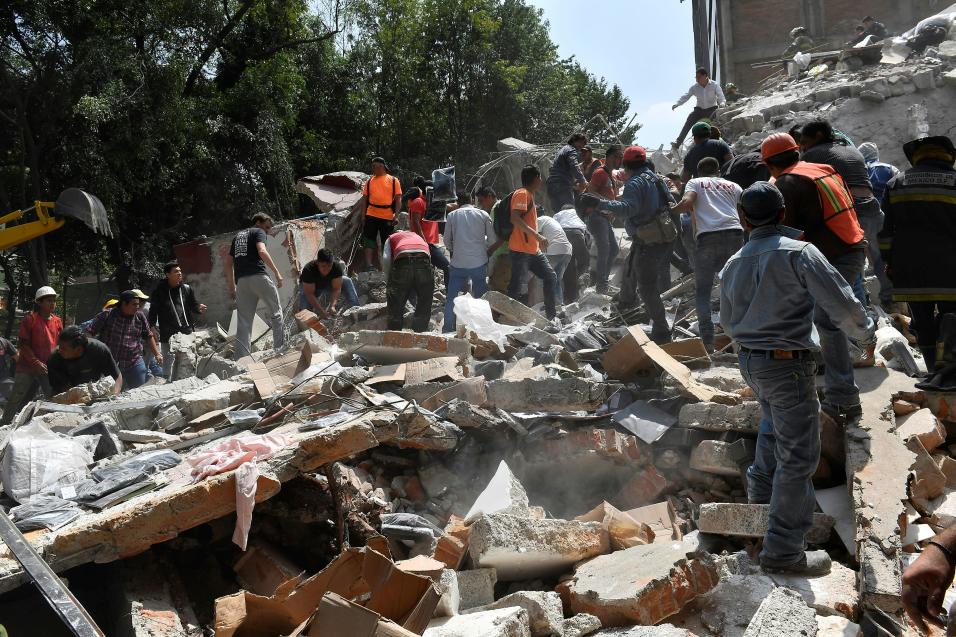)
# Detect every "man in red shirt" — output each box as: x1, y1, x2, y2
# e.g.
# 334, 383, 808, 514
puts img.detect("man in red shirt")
407, 180, 449, 283
1, 286, 63, 426
587, 145, 624, 293
383, 231, 434, 332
